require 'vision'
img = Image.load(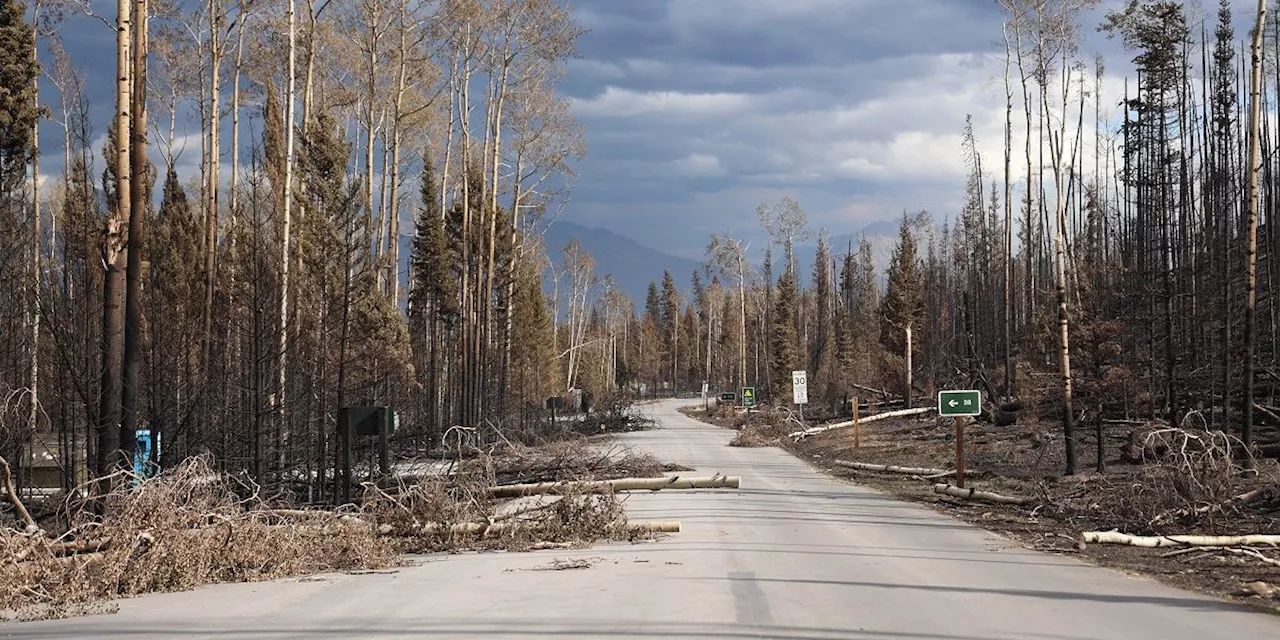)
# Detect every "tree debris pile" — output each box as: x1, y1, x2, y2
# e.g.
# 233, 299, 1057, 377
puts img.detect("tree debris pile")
471, 441, 666, 486
1, 458, 396, 619
711, 407, 798, 448
364, 477, 651, 554
1, 439, 690, 618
